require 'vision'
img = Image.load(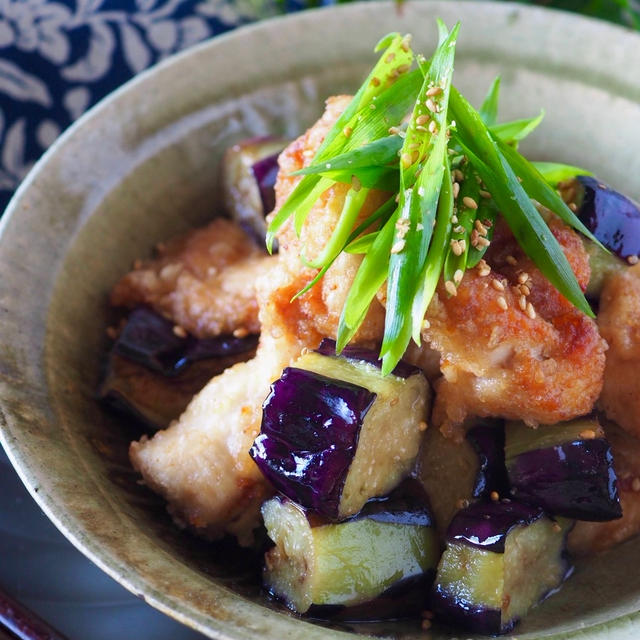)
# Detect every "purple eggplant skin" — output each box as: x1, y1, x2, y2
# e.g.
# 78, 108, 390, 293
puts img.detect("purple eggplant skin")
466, 423, 509, 500
430, 589, 504, 636
575, 175, 640, 261
250, 367, 376, 519
508, 438, 622, 521
446, 500, 545, 553
307, 573, 435, 622
251, 152, 280, 215
315, 338, 421, 379
113, 306, 257, 376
